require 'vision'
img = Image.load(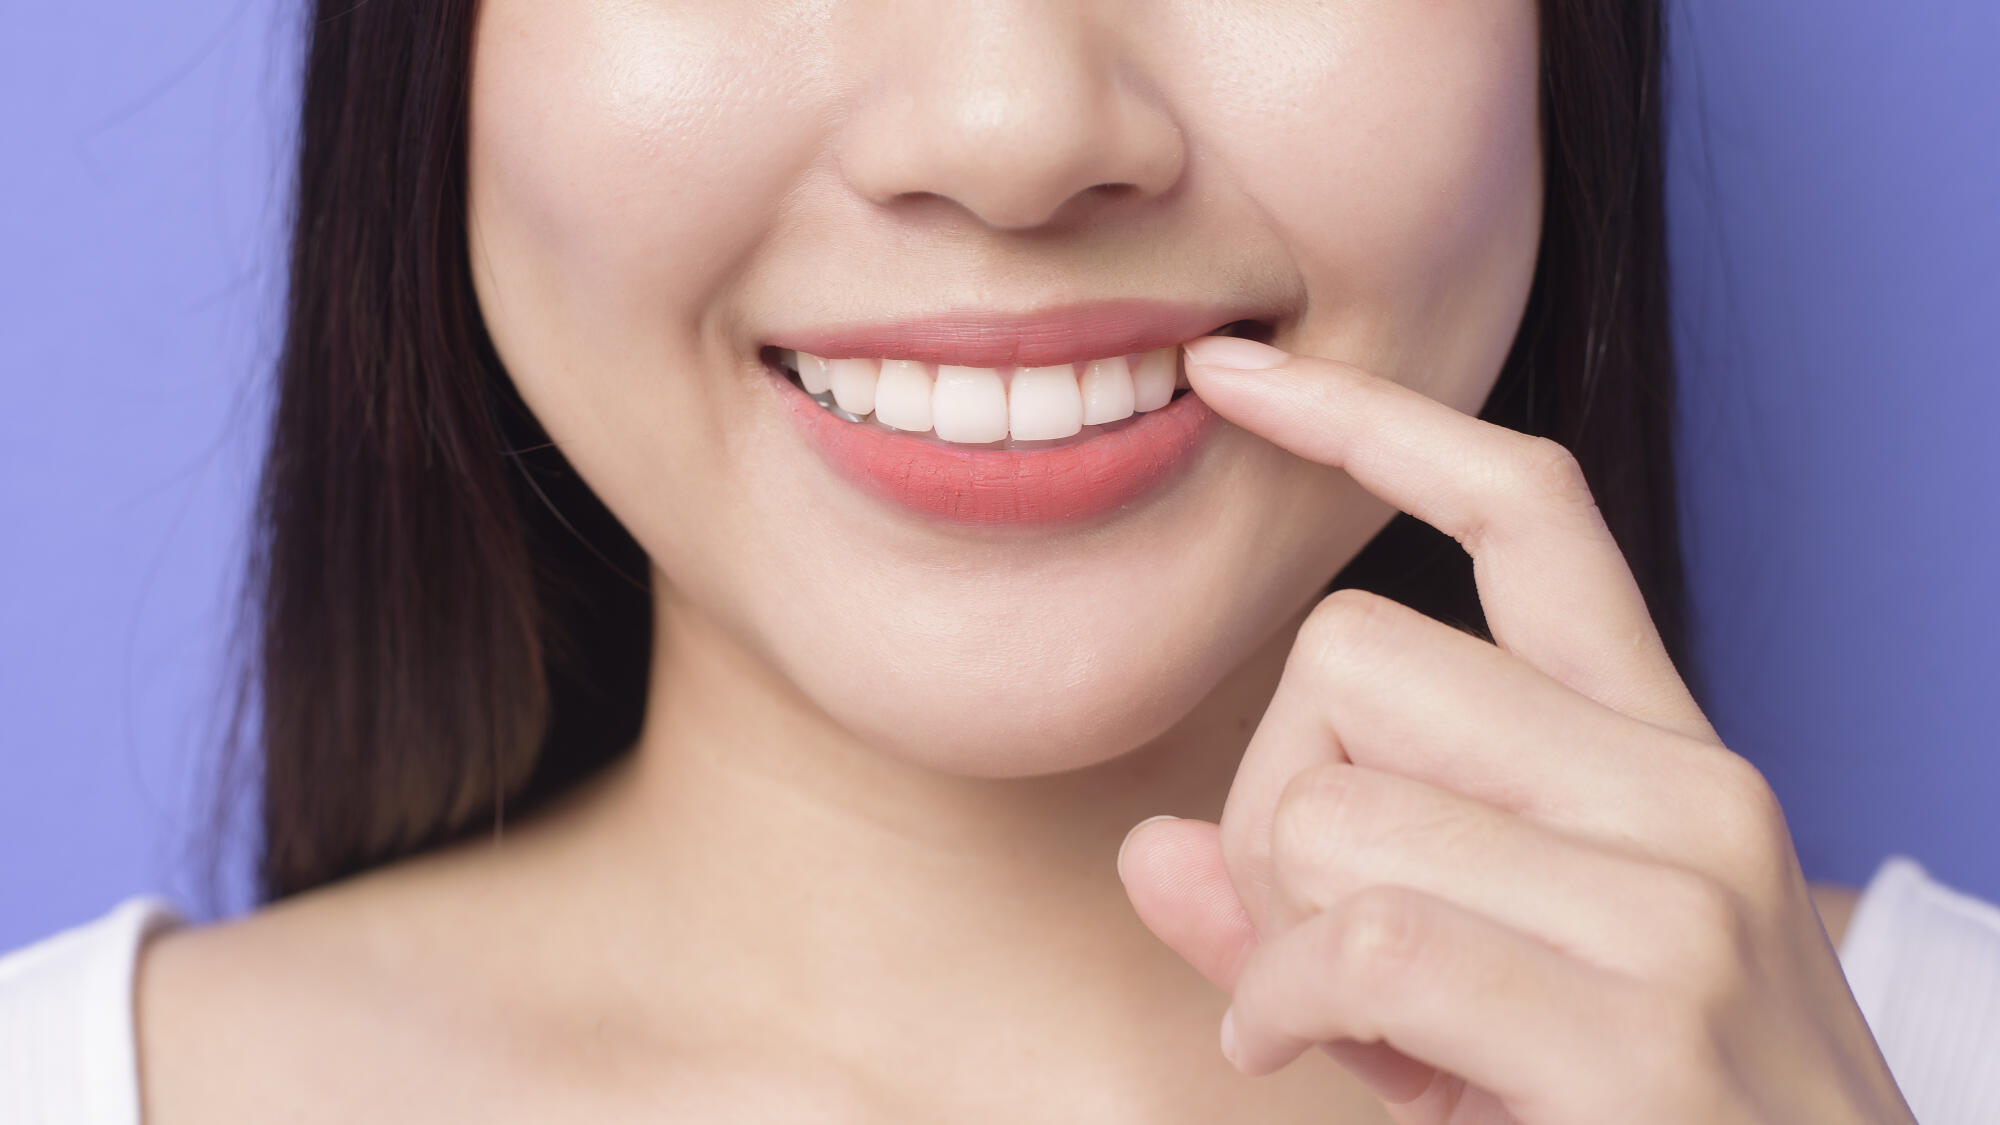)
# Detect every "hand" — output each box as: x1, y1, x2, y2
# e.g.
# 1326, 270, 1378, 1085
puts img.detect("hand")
1115, 336, 1914, 1124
